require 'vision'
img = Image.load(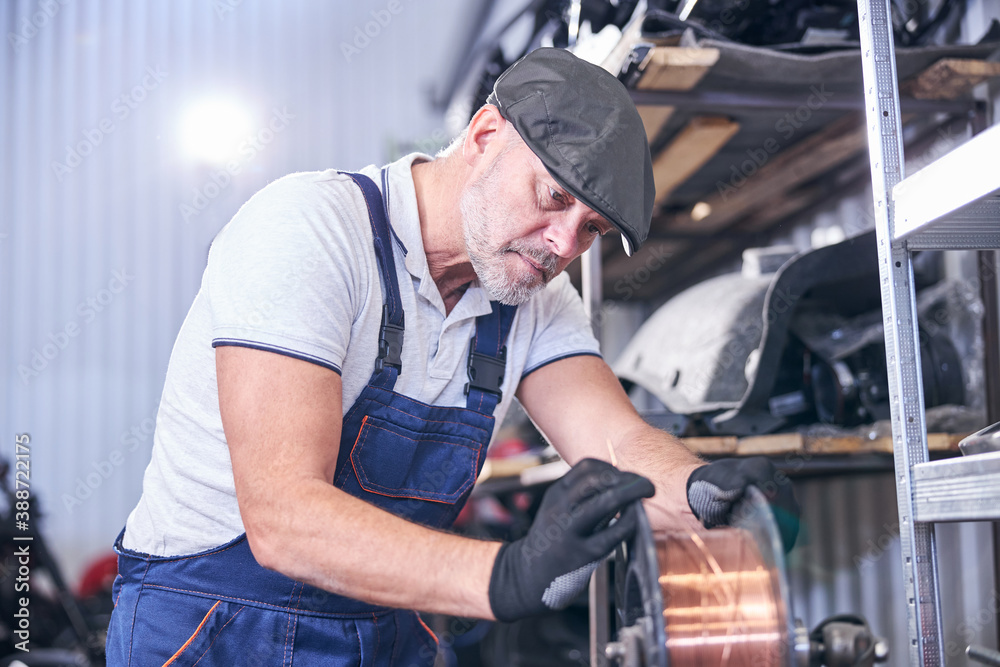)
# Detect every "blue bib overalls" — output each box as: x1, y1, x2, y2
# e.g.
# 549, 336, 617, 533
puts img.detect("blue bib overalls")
106, 170, 516, 666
